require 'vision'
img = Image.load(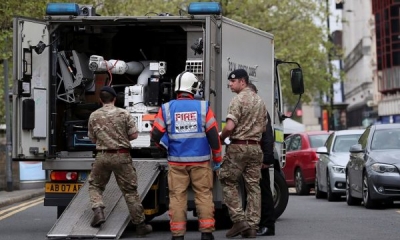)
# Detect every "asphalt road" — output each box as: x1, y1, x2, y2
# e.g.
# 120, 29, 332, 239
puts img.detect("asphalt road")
0, 192, 399, 240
